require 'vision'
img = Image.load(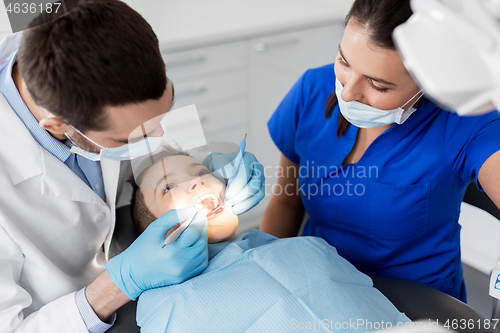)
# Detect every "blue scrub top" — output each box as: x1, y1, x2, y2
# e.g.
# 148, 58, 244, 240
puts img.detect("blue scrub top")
268, 64, 500, 302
